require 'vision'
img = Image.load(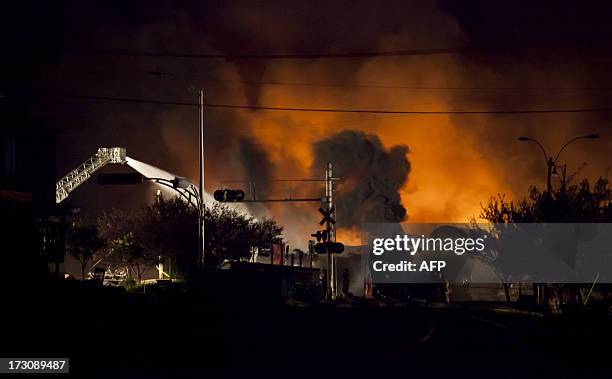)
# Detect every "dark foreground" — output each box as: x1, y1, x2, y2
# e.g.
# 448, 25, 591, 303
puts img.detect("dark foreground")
3, 281, 612, 379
